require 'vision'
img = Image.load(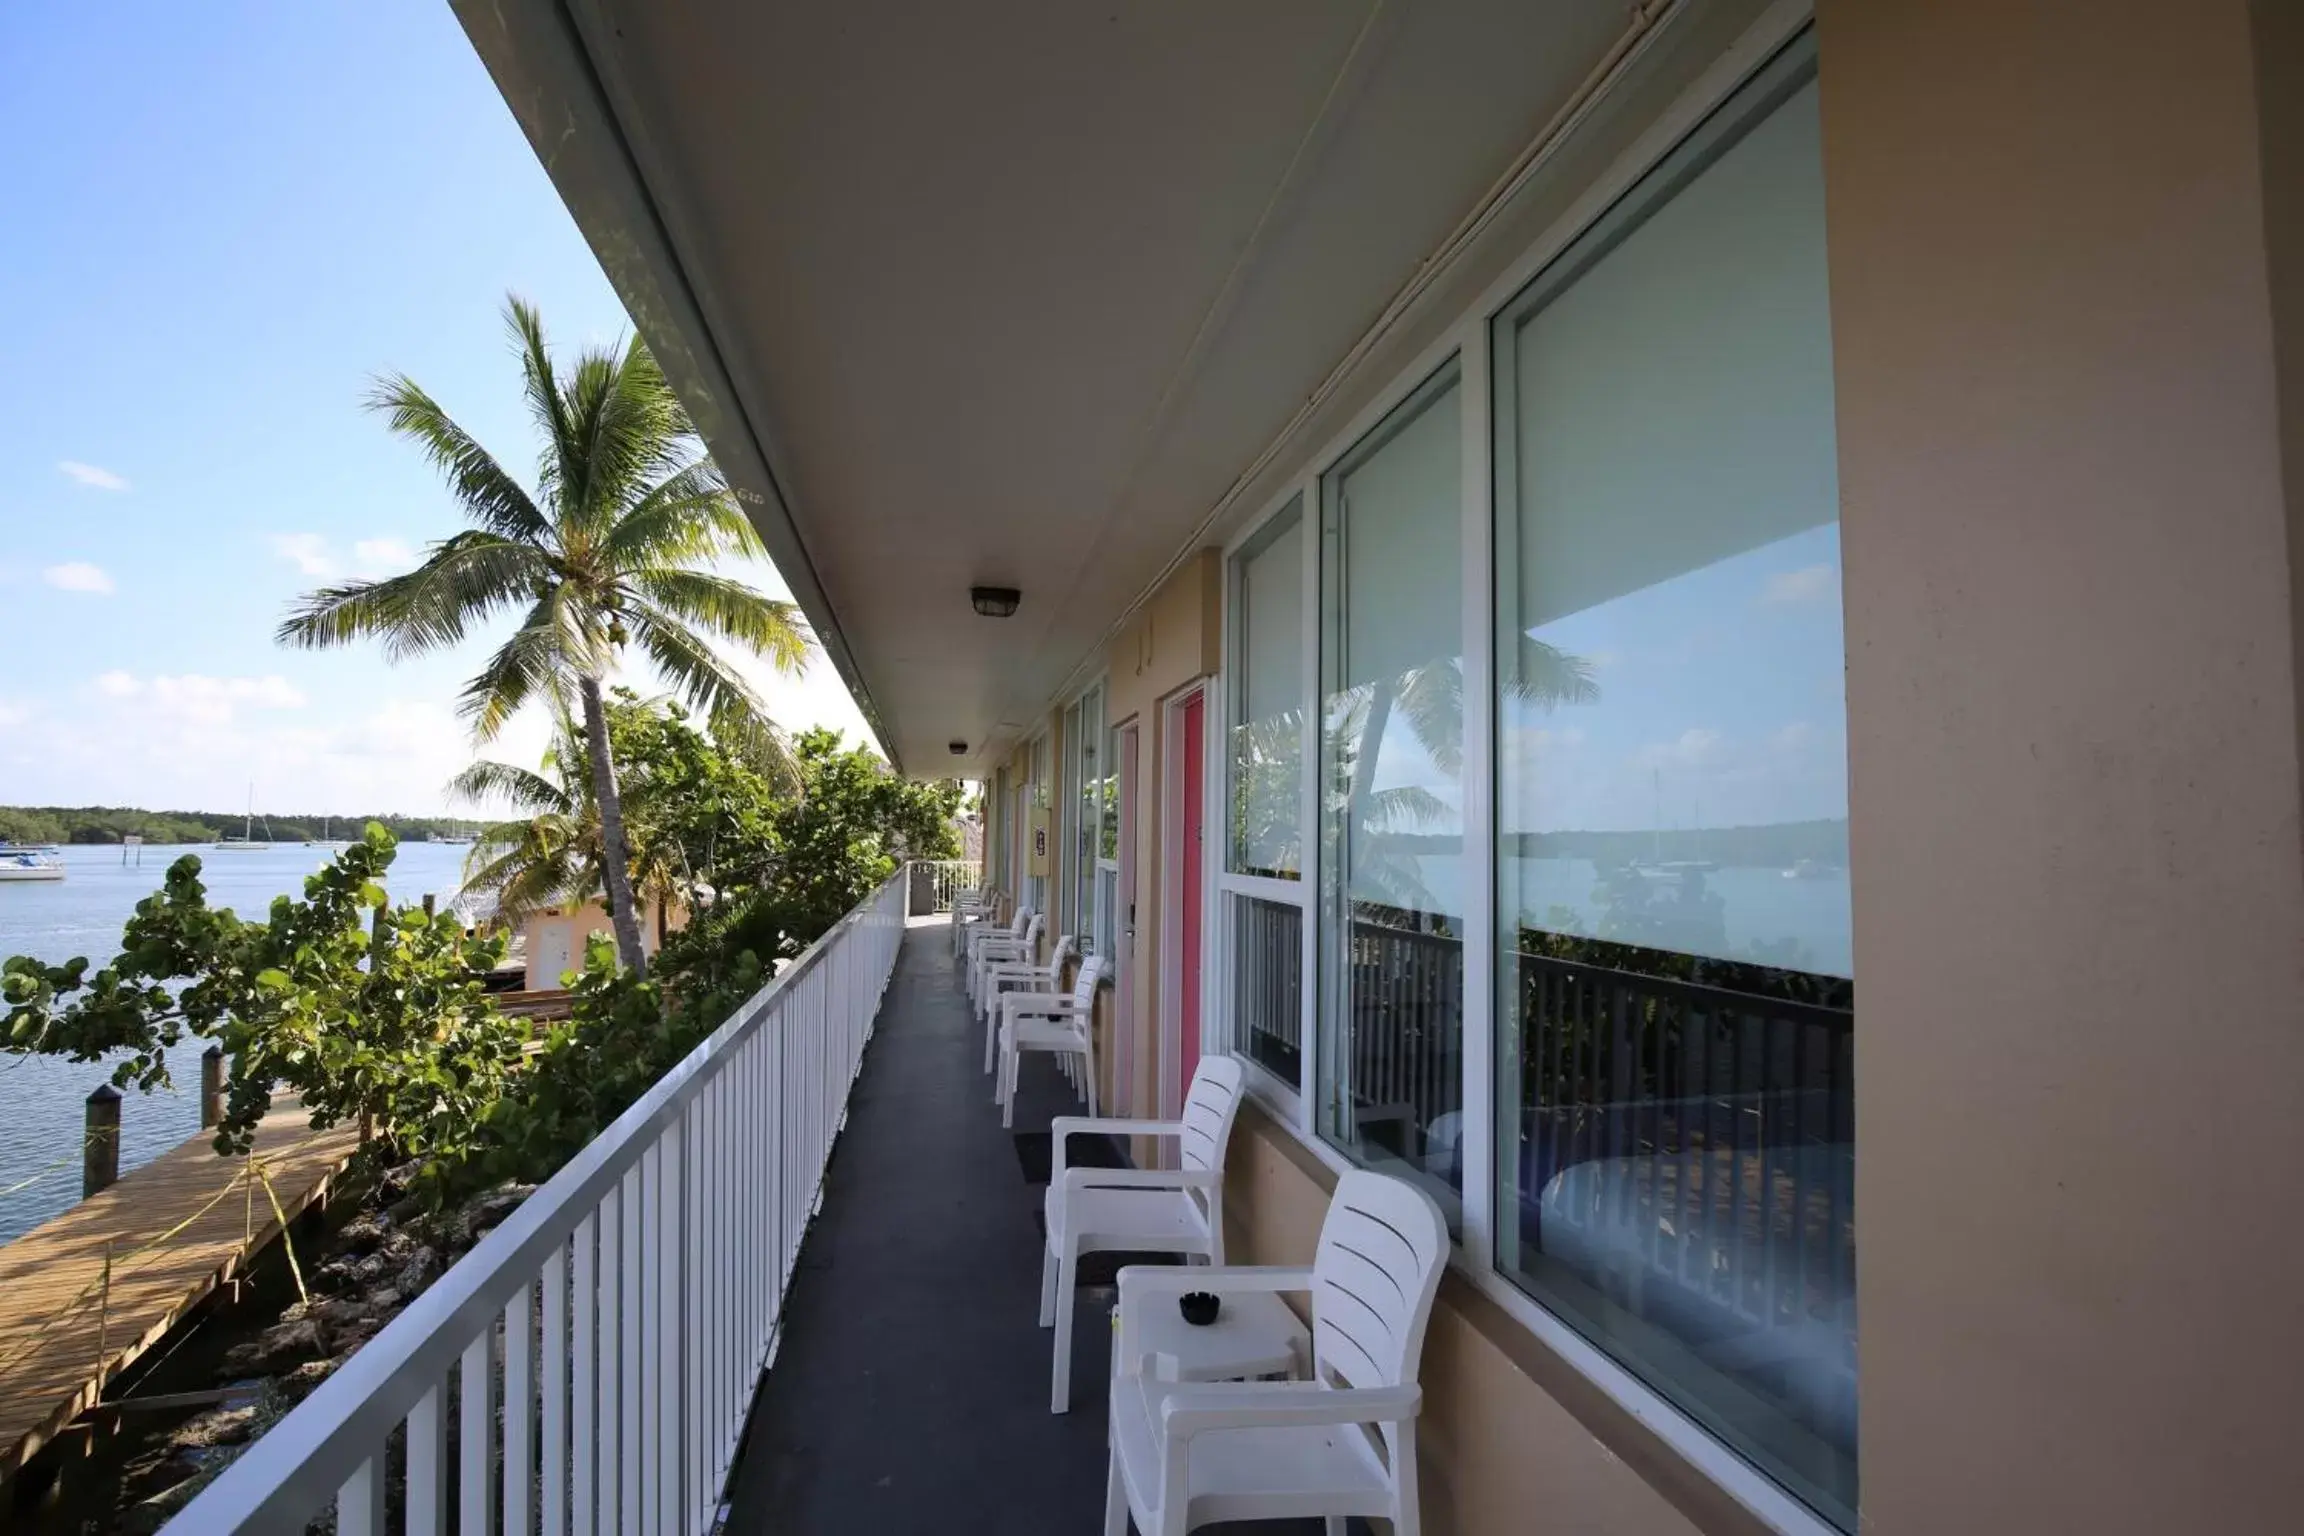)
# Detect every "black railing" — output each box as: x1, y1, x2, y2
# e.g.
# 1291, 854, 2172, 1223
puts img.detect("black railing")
1231, 894, 1302, 1084
1507, 944, 1856, 1442
1341, 913, 1463, 1181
